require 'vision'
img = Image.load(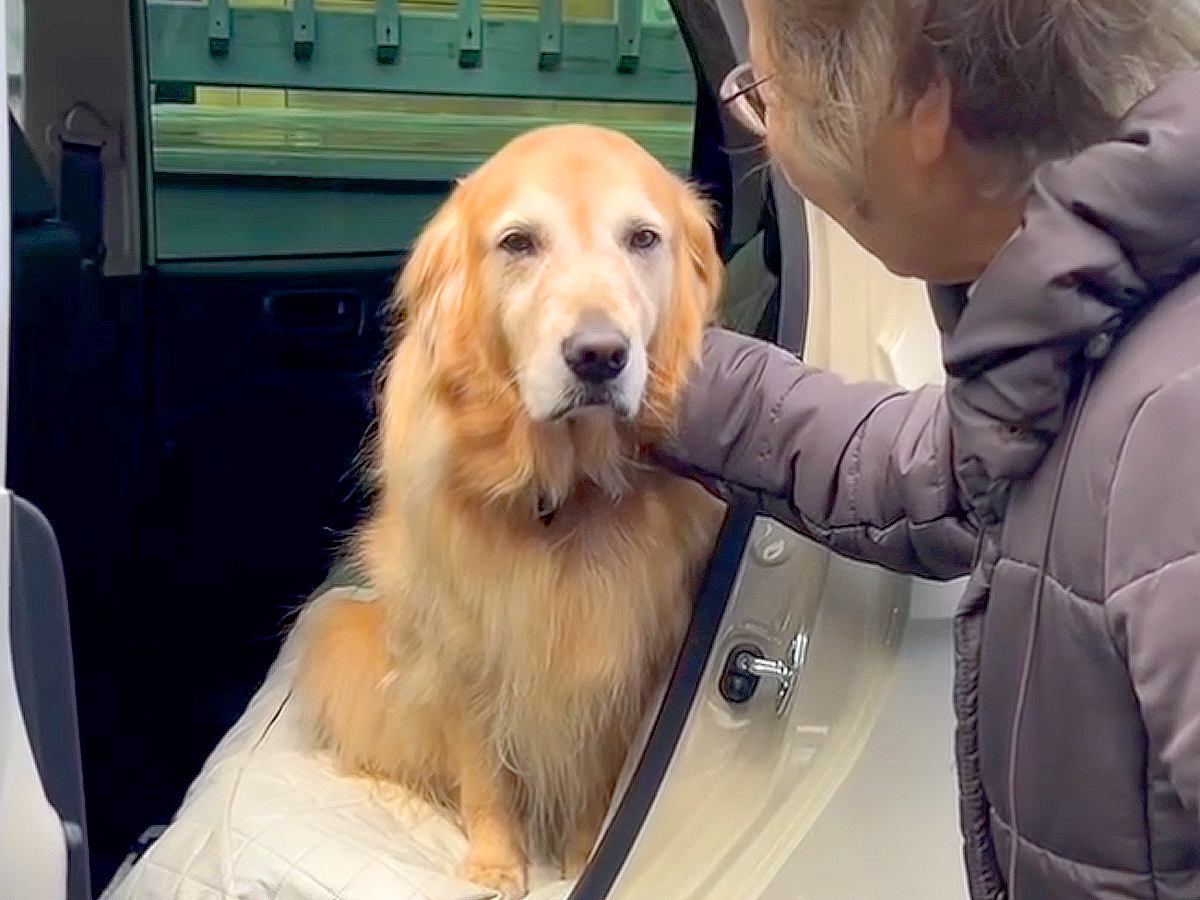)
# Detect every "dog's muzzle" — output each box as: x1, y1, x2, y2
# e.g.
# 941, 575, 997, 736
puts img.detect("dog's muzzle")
550, 384, 632, 420
552, 319, 635, 419
562, 326, 630, 385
